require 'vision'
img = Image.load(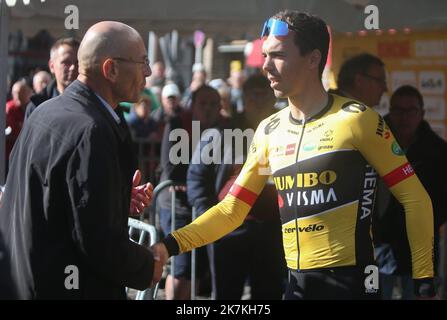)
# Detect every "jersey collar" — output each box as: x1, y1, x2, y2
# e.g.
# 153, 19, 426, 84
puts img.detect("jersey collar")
289, 94, 334, 125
